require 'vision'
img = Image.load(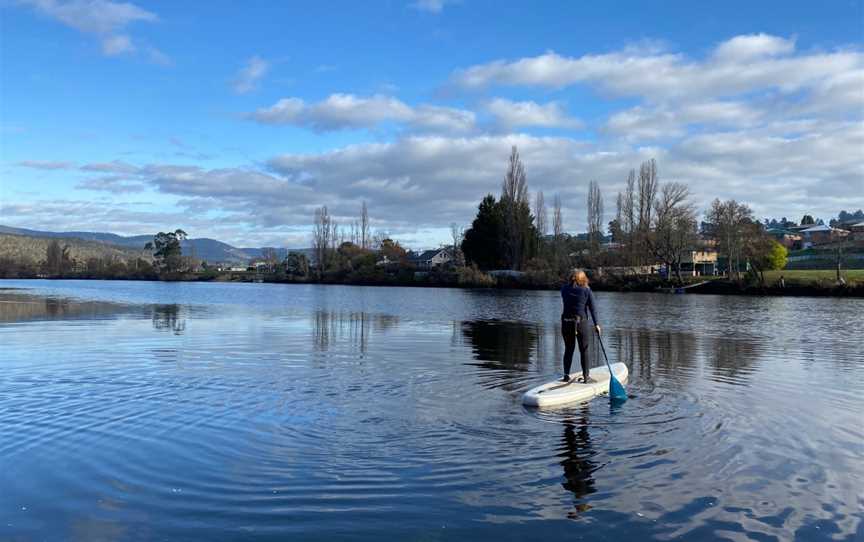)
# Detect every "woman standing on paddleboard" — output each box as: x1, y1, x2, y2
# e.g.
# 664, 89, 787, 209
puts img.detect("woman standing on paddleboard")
560, 269, 601, 383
